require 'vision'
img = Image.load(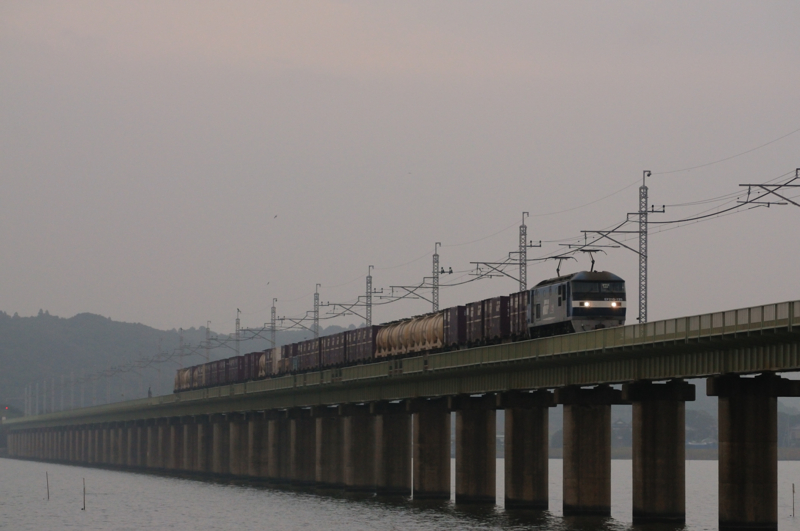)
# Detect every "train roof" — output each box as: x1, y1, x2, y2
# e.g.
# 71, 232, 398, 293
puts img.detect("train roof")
533, 270, 624, 288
